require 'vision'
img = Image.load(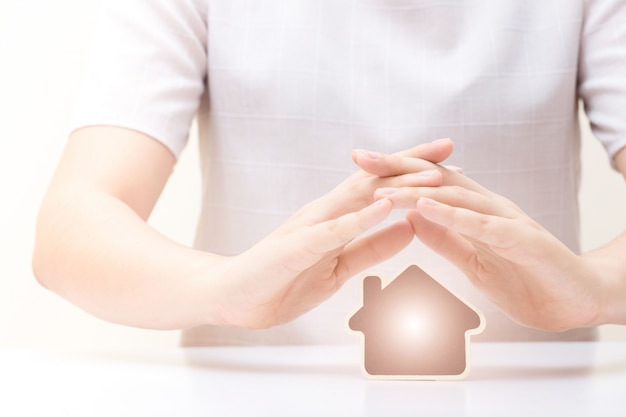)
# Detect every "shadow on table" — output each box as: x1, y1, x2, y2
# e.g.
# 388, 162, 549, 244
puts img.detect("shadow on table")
467, 342, 626, 381
468, 364, 594, 380
180, 343, 626, 381
182, 346, 361, 377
